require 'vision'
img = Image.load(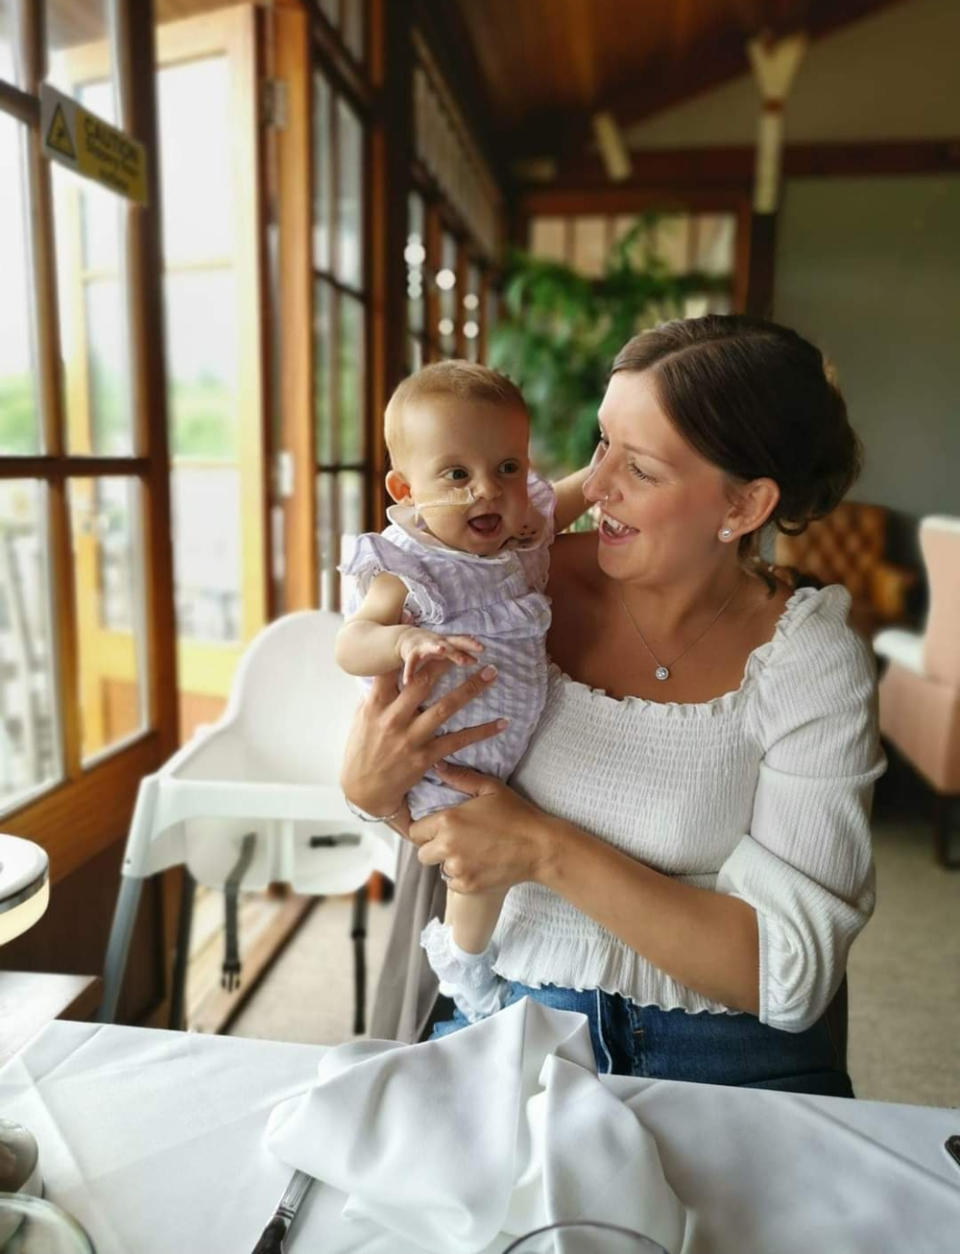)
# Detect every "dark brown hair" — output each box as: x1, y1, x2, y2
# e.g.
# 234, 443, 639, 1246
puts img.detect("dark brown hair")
611, 315, 863, 563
